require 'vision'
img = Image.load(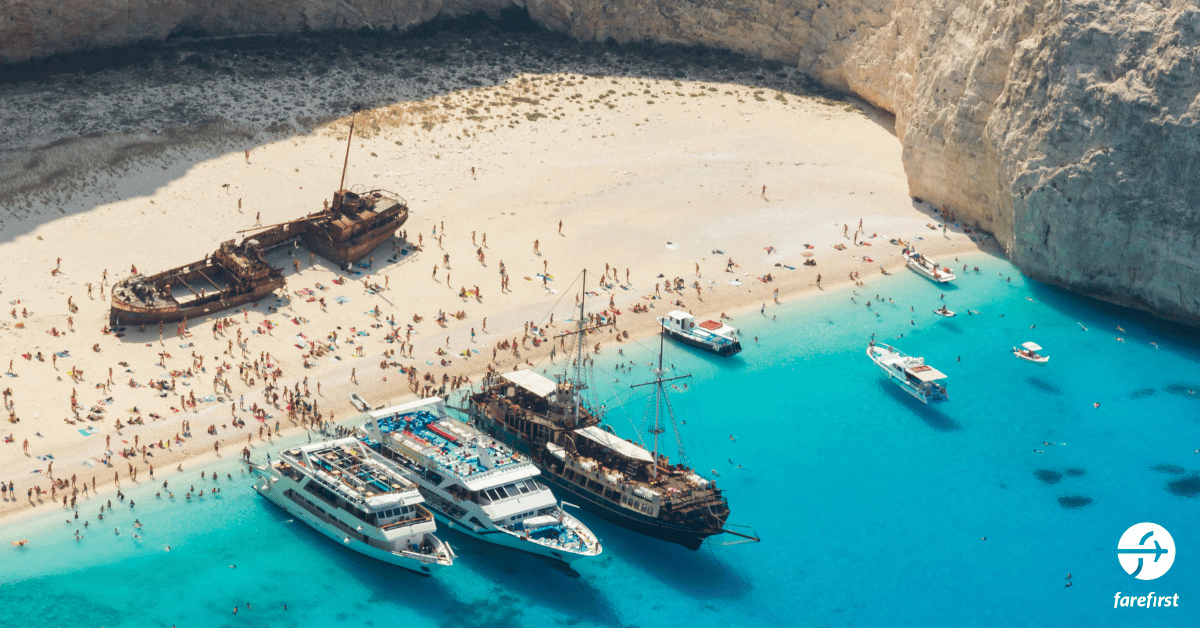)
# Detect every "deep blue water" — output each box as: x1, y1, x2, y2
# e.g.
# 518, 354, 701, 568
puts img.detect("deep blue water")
2, 253, 1198, 627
